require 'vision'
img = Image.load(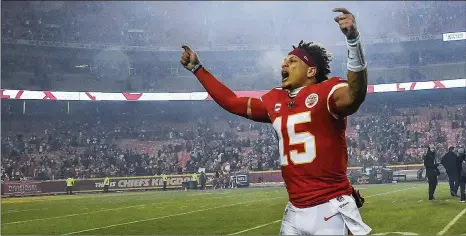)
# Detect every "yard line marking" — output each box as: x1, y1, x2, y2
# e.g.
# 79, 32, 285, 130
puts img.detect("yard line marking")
3, 190, 264, 225
2, 188, 229, 204
228, 220, 282, 235
365, 186, 422, 198
2, 207, 50, 214
437, 207, 466, 235
225, 186, 423, 235
3, 205, 144, 225
61, 197, 286, 235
